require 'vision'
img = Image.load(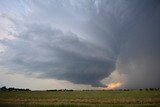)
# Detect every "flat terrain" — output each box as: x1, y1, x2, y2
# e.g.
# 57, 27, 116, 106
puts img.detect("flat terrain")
0, 90, 160, 107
